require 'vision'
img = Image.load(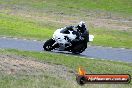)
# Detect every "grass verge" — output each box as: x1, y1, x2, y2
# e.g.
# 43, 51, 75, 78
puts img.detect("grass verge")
90, 28, 132, 48
0, 13, 132, 48
0, 13, 54, 40
0, 0, 132, 48
0, 49, 131, 88
0, 49, 131, 75
0, 0, 132, 16
0, 73, 84, 88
